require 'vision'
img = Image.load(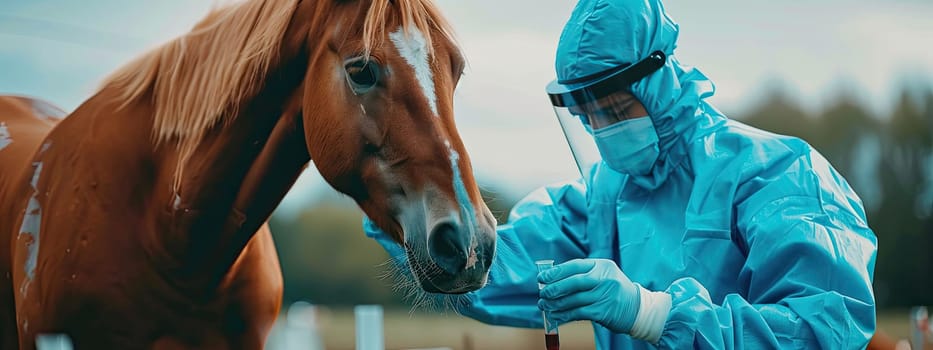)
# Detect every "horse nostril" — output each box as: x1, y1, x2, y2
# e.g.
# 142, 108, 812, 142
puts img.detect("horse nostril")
427, 221, 468, 275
